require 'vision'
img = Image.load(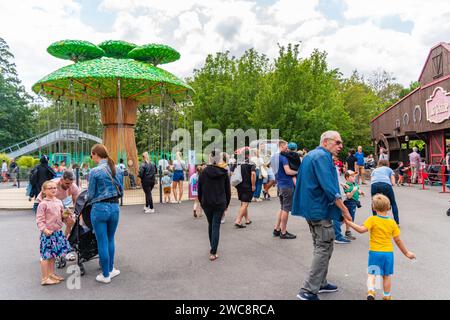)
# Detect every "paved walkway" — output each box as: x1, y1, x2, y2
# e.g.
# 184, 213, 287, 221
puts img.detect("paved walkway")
0, 183, 449, 299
